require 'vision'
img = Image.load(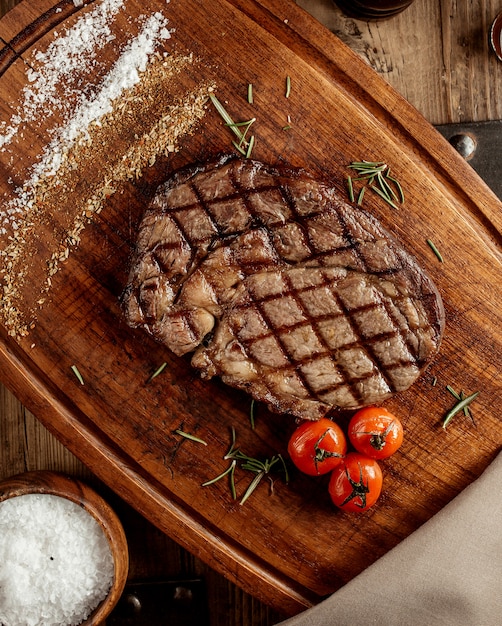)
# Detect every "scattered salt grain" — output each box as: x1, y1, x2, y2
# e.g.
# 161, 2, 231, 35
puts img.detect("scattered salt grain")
0, 0, 211, 337
0, 0, 124, 151
33, 9, 173, 174
1, 4, 172, 231
0, 493, 114, 626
